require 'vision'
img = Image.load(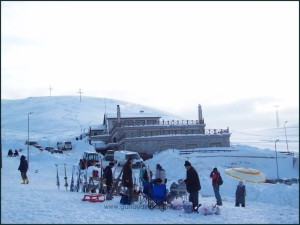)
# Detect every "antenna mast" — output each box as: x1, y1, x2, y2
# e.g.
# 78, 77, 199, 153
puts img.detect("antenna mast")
78, 89, 83, 102
274, 105, 280, 128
